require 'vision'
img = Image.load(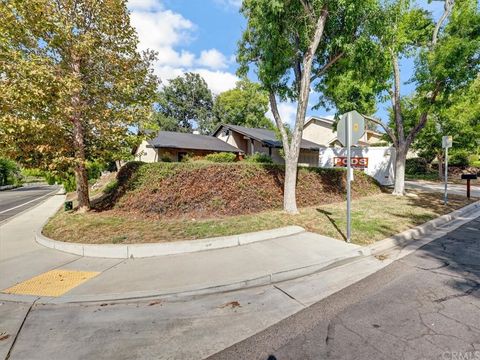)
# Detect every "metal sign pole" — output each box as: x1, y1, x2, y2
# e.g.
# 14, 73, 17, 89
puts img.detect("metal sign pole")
444, 146, 448, 205
346, 113, 352, 243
